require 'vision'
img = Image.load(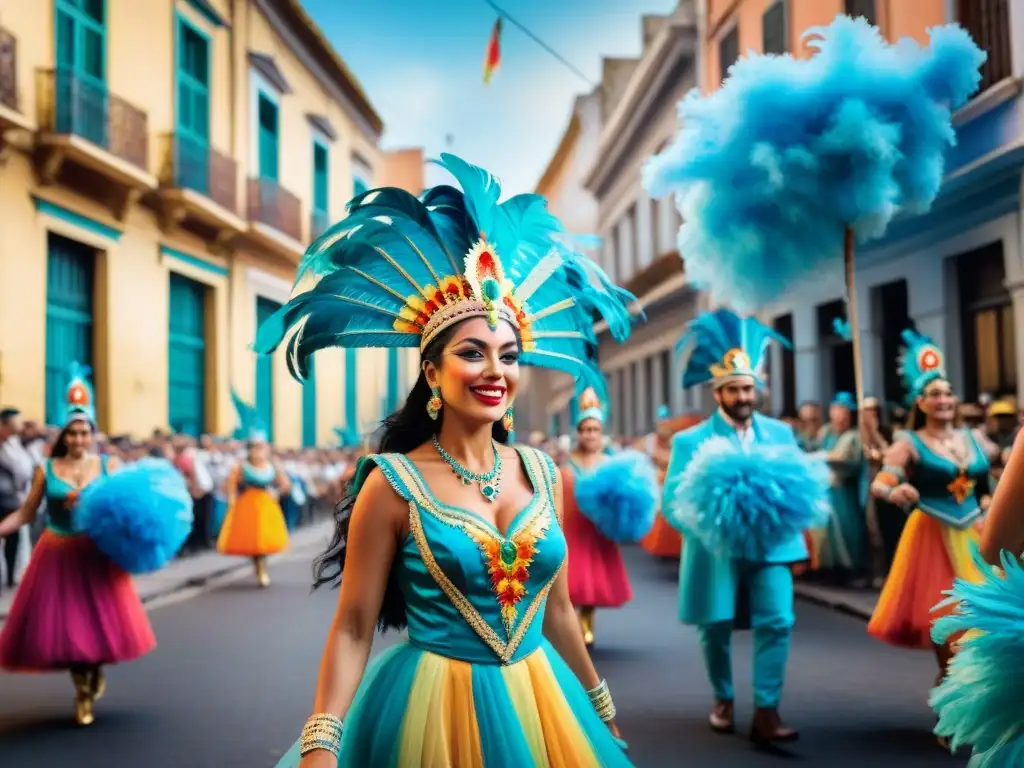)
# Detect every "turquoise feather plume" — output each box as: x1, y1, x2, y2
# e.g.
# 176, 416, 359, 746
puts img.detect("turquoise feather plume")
253, 154, 639, 395
897, 328, 947, 403
60, 360, 97, 425
930, 546, 1024, 766
832, 317, 852, 341
231, 389, 268, 442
